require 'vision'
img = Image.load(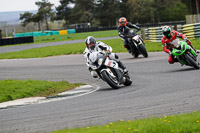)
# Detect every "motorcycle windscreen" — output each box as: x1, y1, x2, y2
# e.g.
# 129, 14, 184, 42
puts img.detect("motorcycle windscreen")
172, 39, 188, 56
